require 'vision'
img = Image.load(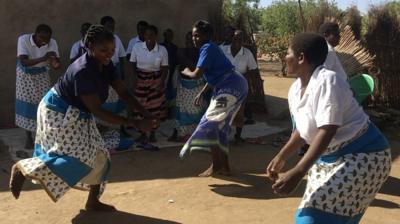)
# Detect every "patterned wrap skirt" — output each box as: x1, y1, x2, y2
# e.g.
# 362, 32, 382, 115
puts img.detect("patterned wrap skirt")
174, 75, 207, 138
97, 87, 134, 152
295, 122, 392, 224
97, 61, 131, 152
179, 71, 248, 157
11, 88, 110, 202
134, 70, 167, 120
15, 60, 51, 132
